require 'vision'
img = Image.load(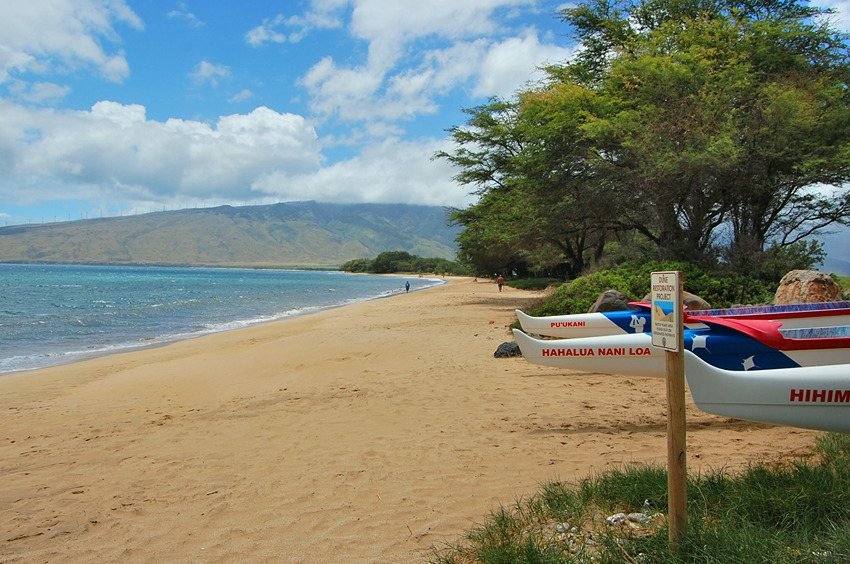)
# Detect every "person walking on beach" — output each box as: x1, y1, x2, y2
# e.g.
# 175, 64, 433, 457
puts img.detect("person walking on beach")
496, 275, 505, 292
405, 281, 410, 293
